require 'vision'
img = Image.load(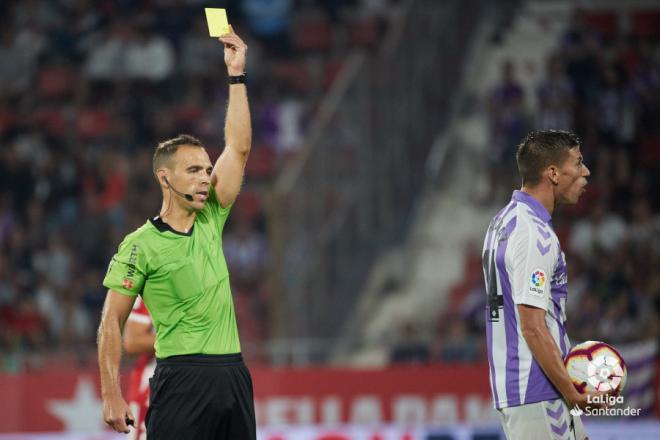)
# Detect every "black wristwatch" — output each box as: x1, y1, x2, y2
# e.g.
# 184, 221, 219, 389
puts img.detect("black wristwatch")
228, 73, 246, 84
